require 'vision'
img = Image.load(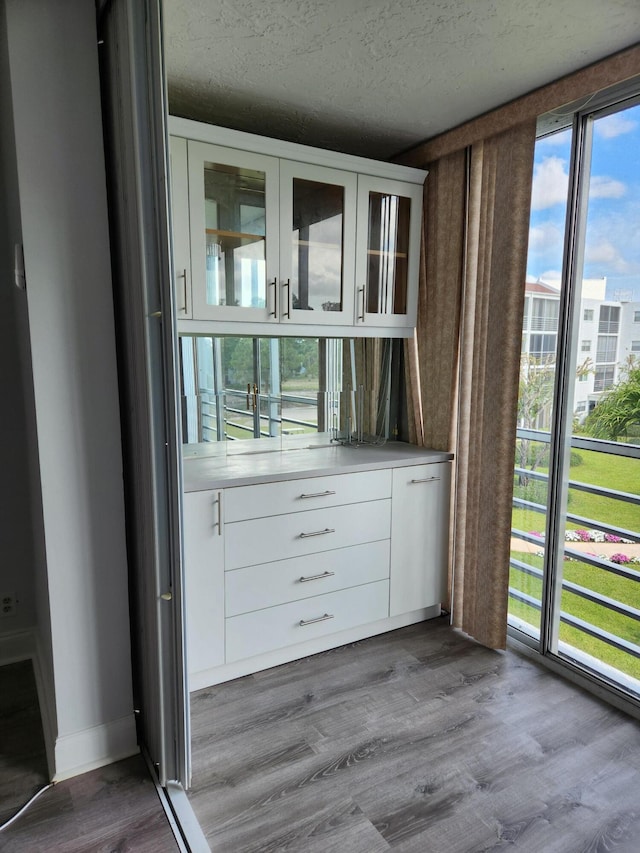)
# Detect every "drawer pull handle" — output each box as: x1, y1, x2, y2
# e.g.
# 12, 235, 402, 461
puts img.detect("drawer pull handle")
299, 613, 334, 627
299, 528, 335, 539
410, 477, 441, 484
299, 490, 336, 499
298, 570, 335, 583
